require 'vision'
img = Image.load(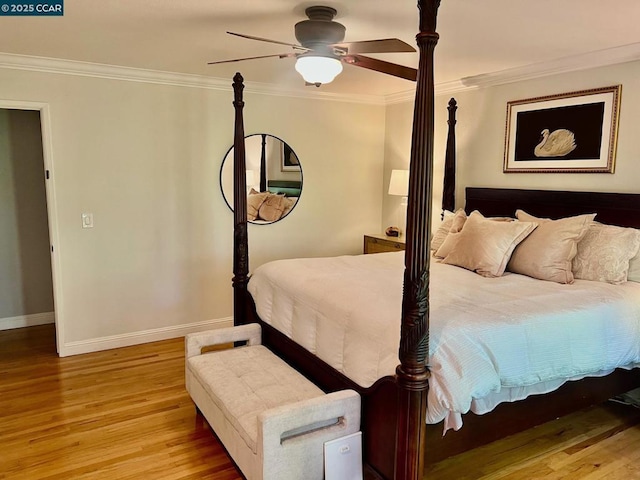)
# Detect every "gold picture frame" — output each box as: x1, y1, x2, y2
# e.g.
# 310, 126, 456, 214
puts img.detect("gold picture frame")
503, 85, 621, 173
